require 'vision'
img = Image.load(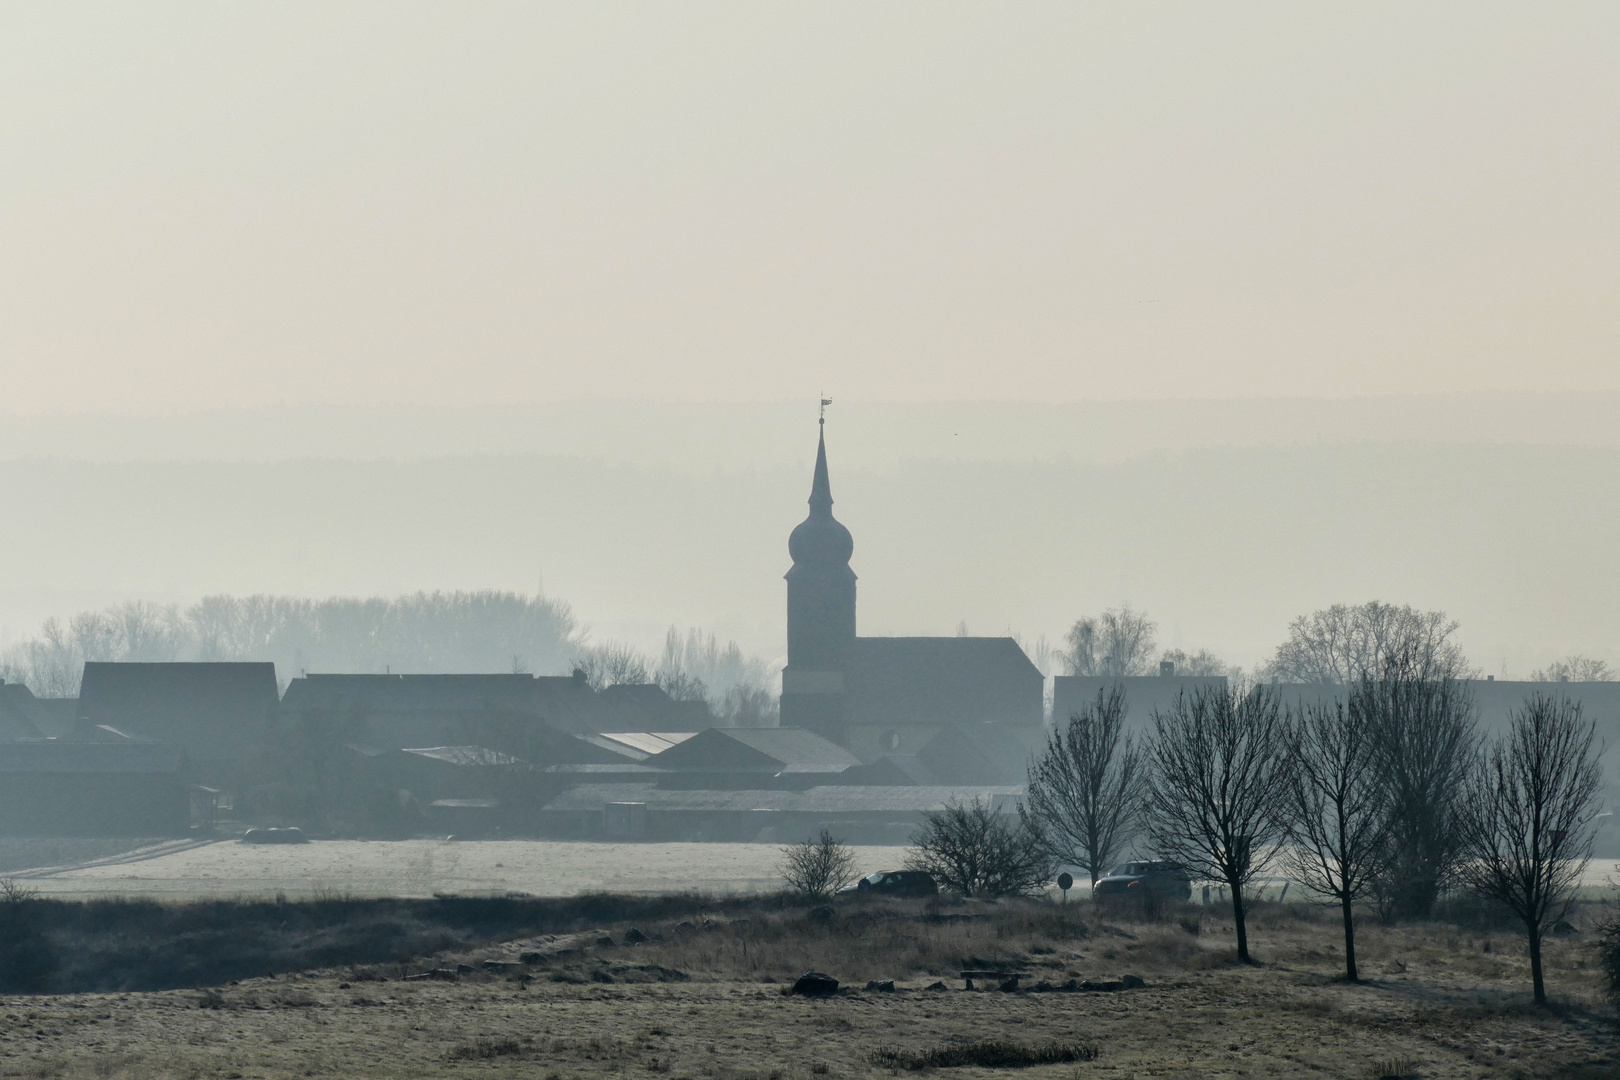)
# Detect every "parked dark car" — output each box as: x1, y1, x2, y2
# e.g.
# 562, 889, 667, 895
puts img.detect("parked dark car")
839, 870, 939, 897
1092, 861, 1192, 903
